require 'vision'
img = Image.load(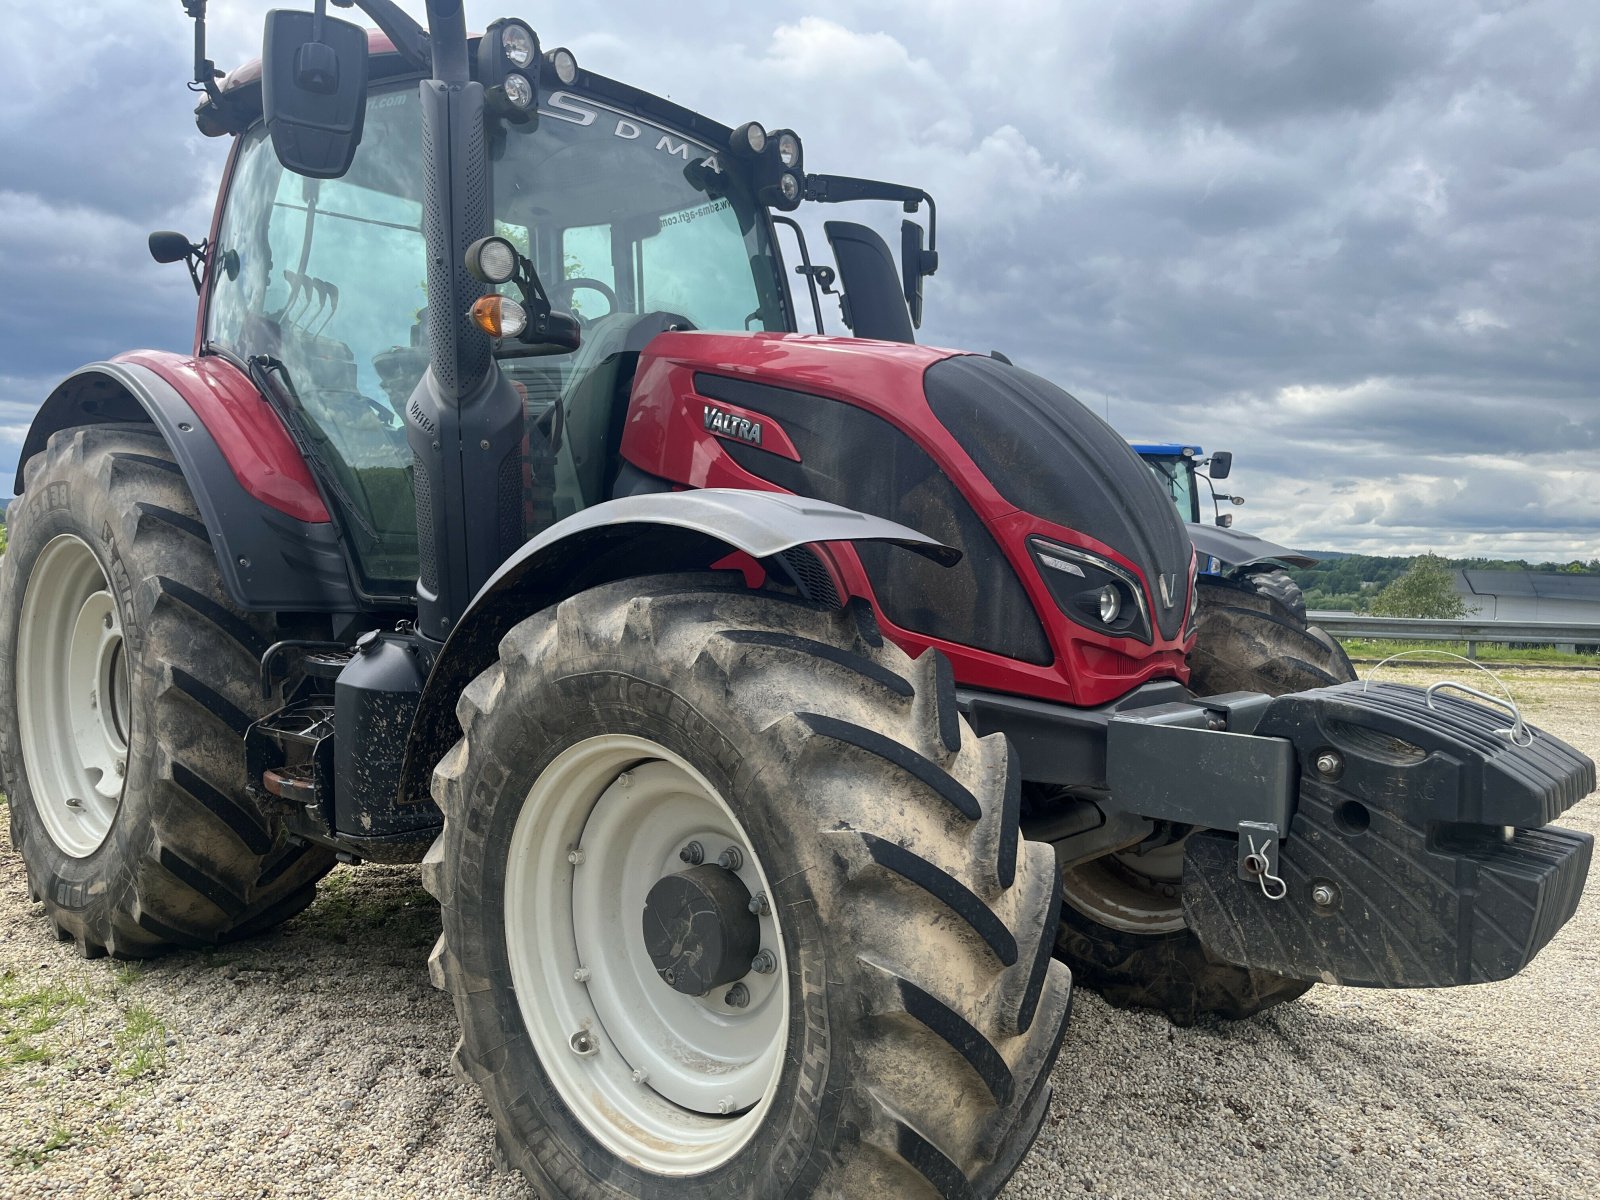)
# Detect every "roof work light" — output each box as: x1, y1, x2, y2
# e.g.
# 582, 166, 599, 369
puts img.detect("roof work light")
479, 18, 540, 123
728, 122, 805, 211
